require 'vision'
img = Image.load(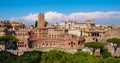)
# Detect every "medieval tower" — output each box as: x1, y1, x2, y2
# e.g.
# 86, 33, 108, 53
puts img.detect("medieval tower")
37, 13, 45, 28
